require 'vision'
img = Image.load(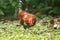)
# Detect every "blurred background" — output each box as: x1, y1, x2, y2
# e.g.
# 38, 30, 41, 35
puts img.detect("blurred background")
0, 0, 60, 40
0, 0, 60, 20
